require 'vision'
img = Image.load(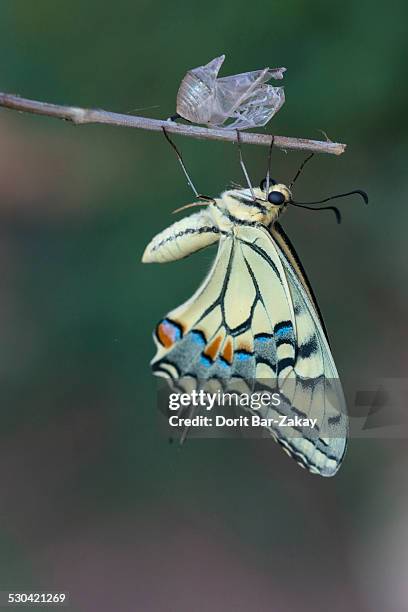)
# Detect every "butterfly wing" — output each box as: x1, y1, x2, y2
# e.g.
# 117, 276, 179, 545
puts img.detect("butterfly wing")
152, 224, 347, 476
269, 223, 348, 475
152, 227, 293, 381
